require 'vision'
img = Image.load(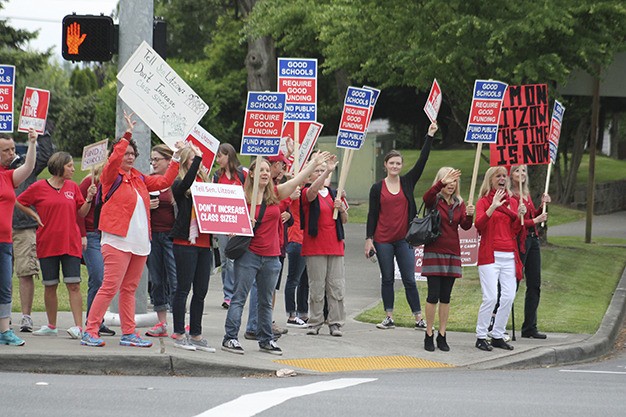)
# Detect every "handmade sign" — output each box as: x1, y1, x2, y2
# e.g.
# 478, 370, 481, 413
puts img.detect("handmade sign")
489, 84, 550, 166
117, 41, 209, 148
280, 121, 323, 173
186, 124, 219, 173
18, 87, 50, 134
0, 65, 15, 133
191, 182, 253, 236
81, 139, 109, 170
